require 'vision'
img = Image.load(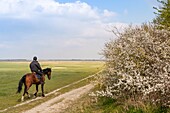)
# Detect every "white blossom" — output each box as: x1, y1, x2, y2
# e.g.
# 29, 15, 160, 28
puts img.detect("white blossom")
97, 24, 170, 107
